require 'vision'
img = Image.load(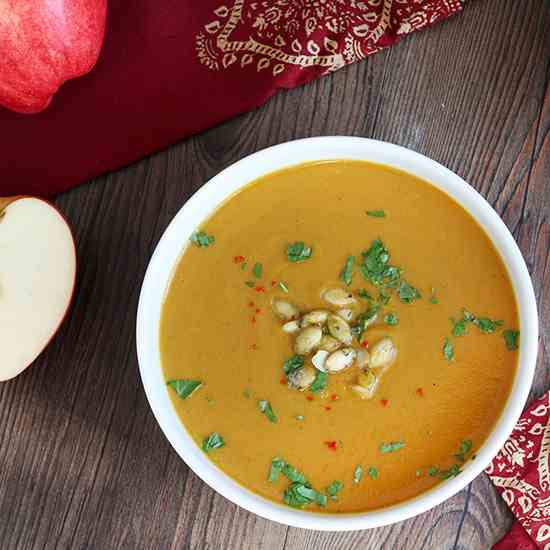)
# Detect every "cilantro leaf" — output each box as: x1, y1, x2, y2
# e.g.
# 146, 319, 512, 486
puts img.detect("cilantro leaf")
283, 355, 304, 376
398, 280, 421, 303
360, 240, 401, 288
351, 306, 380, 340
368, 466, 379, 480
252, 262, 263, 278
325, 480, 343, 499
202, 432, 225, 453
310, 370, 328, 394
378, 291, 391, 305
384, 313, 399, 326
166, 379, 202, 399
451, 318, 468, 337
366, 210, 386, 218
454, 440, 473, 463
443, 337, 454, 361
287, 242, 313, 263
339, 255, 354, 286
268, 457, 286, 482
244, 280, 255, 287
284, 482, 327, 508
503, 329, 520, 351
357, 289, 374, 302
439, 464, 462, 479
353, 465, 362, 484
190, 231, 215, 247
429, 288, 439, 304
379, 441, 406, 453
474, 317, 503, 334
258, 400, 277, 423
